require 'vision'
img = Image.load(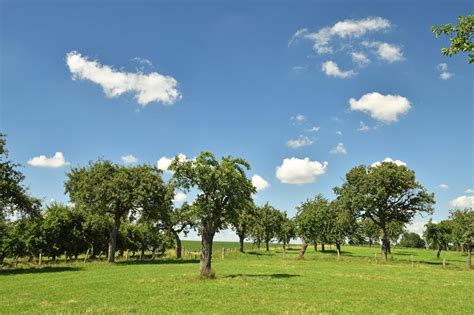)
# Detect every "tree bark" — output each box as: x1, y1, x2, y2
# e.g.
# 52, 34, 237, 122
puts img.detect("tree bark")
200, 227, 215, 278
436, 244, 441, 258
381, 228, 389, 262
173, 231, 182, 259
299, 241, 308, 259
336, 243, 341, 256
238, 234, 245, 253
265, 240, 270, 252
107, 213, 121, 263
321, 243, 325, 252
313, 242, 317, 251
